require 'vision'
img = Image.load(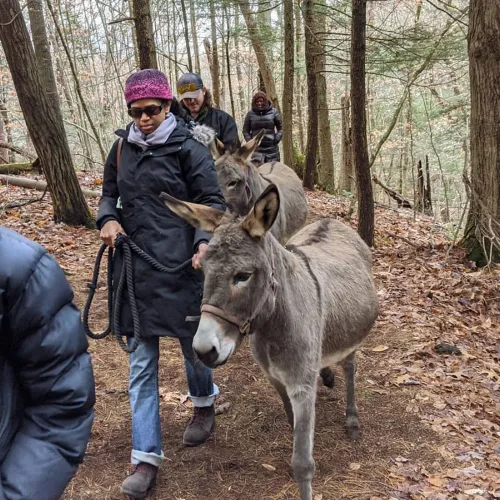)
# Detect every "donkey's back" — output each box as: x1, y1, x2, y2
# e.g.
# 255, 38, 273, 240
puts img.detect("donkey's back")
259, 161, 308, 243
286, 218, 378, 364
